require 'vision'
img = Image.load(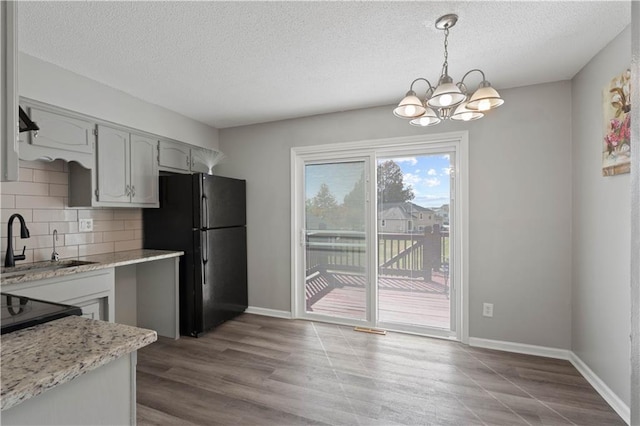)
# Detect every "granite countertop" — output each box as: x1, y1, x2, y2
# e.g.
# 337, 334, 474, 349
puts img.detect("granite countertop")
0, 316, 157, 411
0, 249, 183, 286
